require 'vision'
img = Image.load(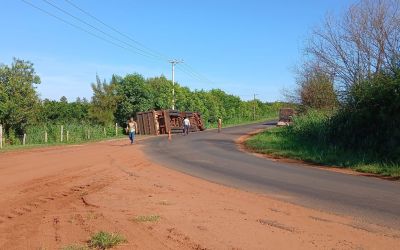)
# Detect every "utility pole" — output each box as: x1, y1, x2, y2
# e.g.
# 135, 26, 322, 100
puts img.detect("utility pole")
169, 59, 183, 110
